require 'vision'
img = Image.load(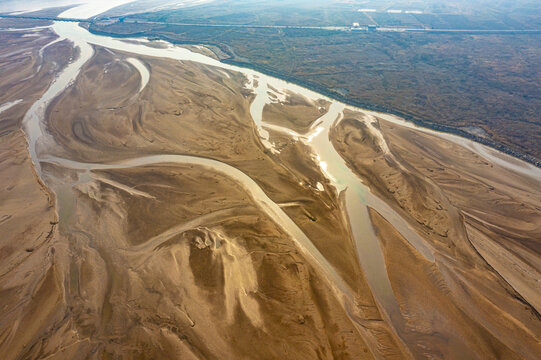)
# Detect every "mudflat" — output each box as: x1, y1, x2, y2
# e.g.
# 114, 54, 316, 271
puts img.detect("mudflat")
332, 110, 541, 358
0, 19, 540, 360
